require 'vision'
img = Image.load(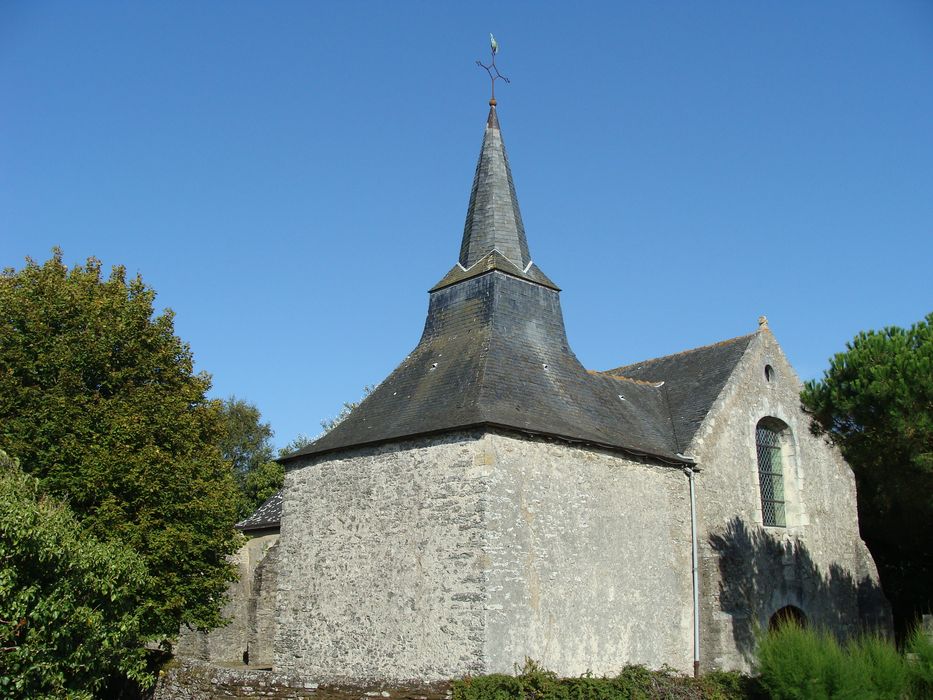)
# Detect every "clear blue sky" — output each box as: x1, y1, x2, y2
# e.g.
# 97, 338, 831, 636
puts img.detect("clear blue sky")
2, 2, 931, 449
